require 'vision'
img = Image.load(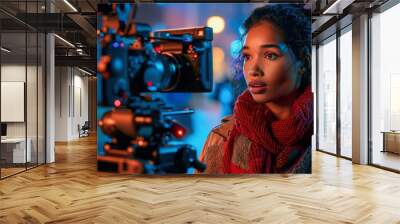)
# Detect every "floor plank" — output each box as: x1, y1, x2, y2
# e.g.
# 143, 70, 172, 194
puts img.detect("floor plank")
0, 135, 400, 223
